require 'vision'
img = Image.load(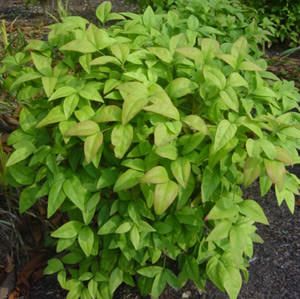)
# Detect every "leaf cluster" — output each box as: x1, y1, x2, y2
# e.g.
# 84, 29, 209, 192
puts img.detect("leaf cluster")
2, 1, 300, 299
